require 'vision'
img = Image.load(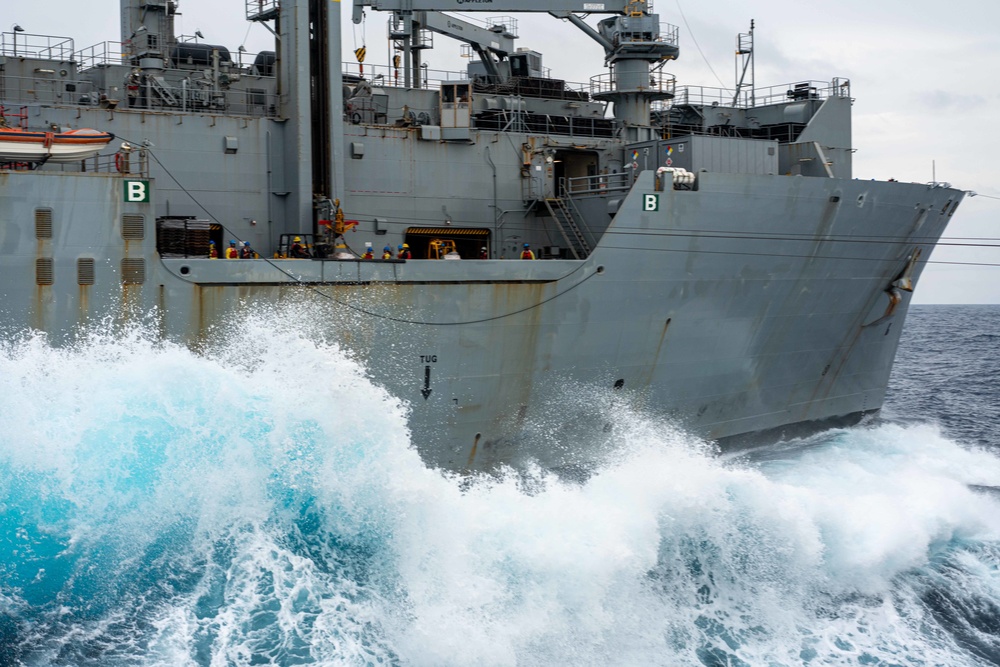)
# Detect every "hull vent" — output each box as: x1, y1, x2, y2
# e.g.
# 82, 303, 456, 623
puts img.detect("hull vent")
36, 258, 54, 285
122, 214, 145, 240
78, 258, 96, 285
35, 209, 53, 239
121, 258, 145, 284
